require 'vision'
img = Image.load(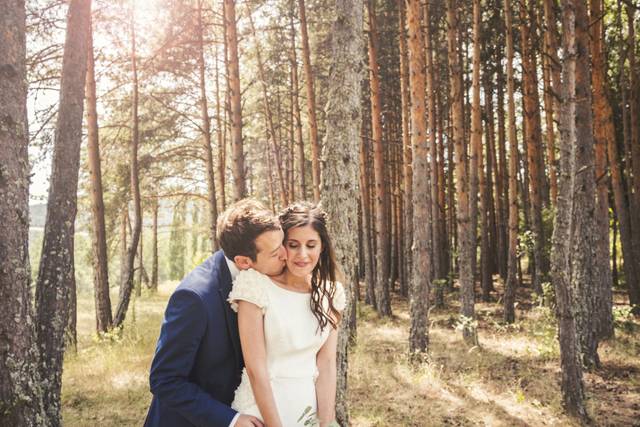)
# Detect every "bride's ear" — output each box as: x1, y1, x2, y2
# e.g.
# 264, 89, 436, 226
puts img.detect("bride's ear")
233, 255, 253, 270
